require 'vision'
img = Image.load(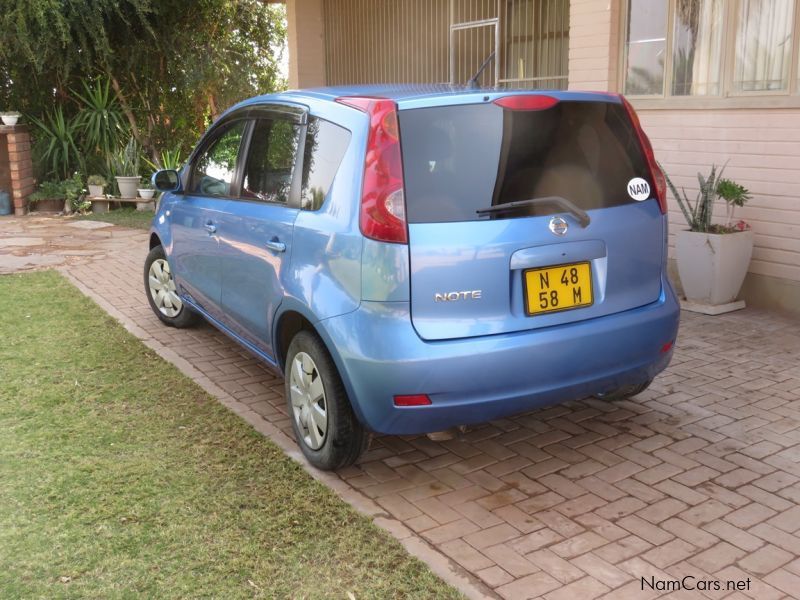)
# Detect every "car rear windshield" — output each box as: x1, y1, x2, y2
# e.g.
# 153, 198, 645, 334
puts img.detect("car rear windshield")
398, 99, 651, 223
